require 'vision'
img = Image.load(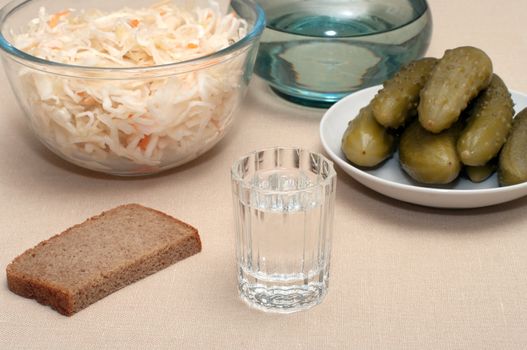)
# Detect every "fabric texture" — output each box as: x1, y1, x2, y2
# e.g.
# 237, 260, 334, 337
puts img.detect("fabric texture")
1, 0, 527, 348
